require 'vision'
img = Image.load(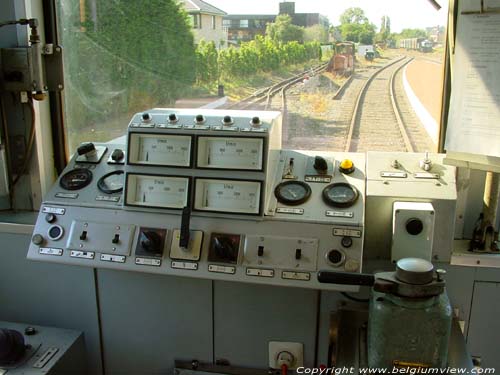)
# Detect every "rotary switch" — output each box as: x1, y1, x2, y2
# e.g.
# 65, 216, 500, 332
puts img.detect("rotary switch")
140, 231, 162, 254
